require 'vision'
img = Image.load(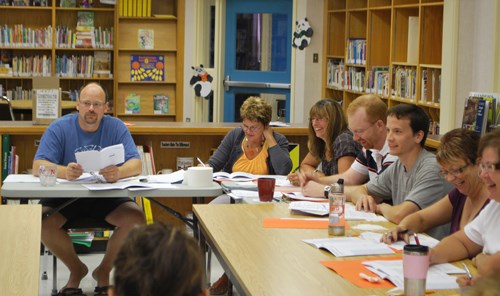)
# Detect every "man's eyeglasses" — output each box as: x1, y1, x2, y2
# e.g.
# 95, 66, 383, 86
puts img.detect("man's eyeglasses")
241, 124, 260, 132
478, 162, 500, 174
349, 122, 376, 137
439, 164, 469, 179
80, 101, 104, 109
